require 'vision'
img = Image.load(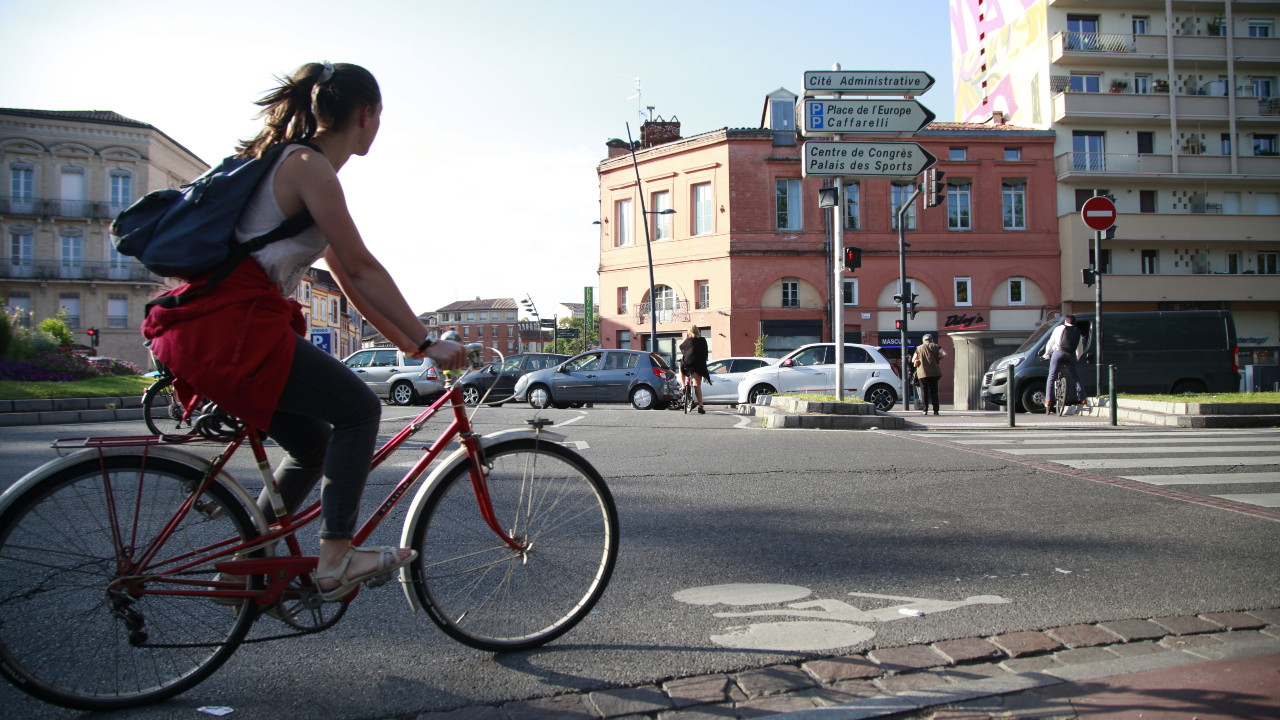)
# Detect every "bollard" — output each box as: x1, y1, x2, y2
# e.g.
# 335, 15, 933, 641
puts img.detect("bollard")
1007, 364, 1016, 427
1109, 365, 1117, 426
